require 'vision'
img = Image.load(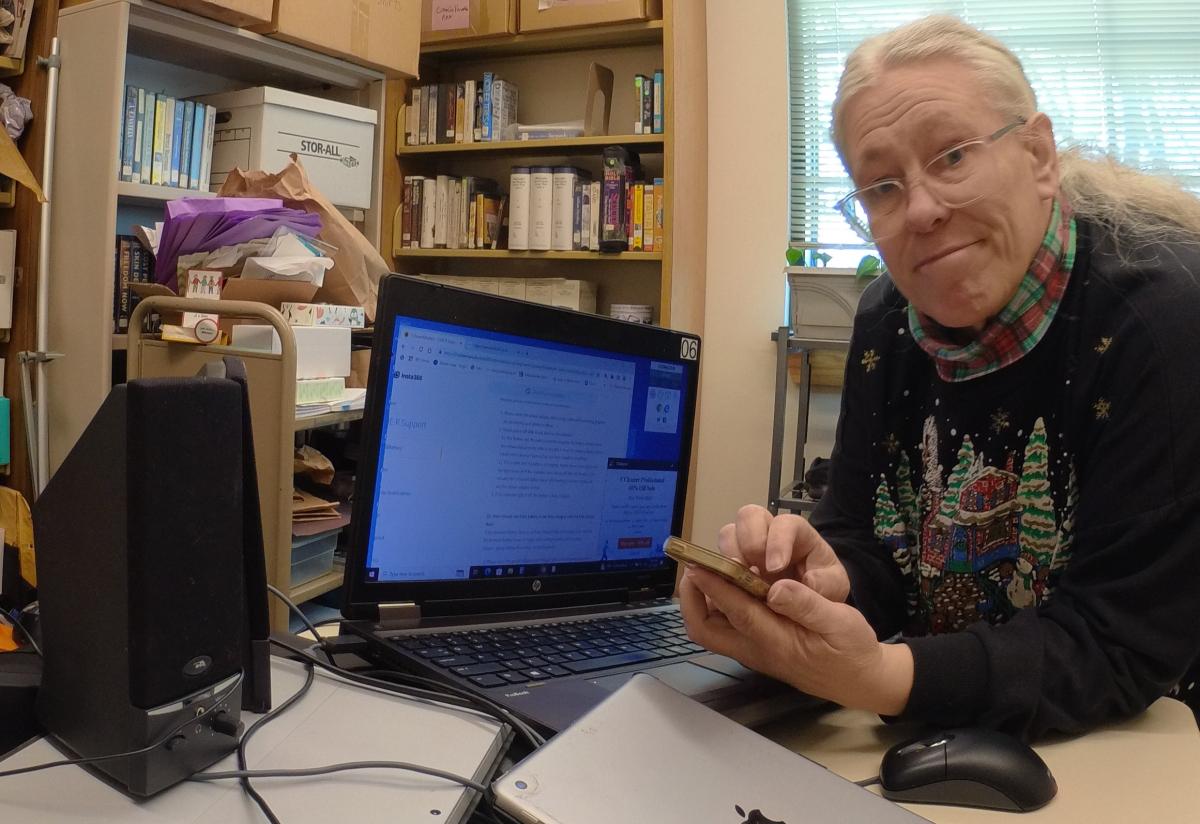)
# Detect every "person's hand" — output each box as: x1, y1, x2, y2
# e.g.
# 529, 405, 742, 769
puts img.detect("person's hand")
719, 505, 851, 602
678, 566, 913, 714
